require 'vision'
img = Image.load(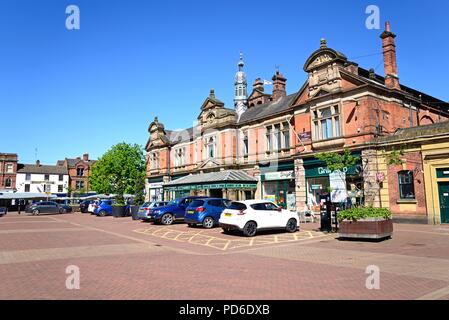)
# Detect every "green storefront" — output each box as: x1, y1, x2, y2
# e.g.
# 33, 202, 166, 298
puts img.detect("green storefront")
303, 156, 362, 208
260, 162, 296, 210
